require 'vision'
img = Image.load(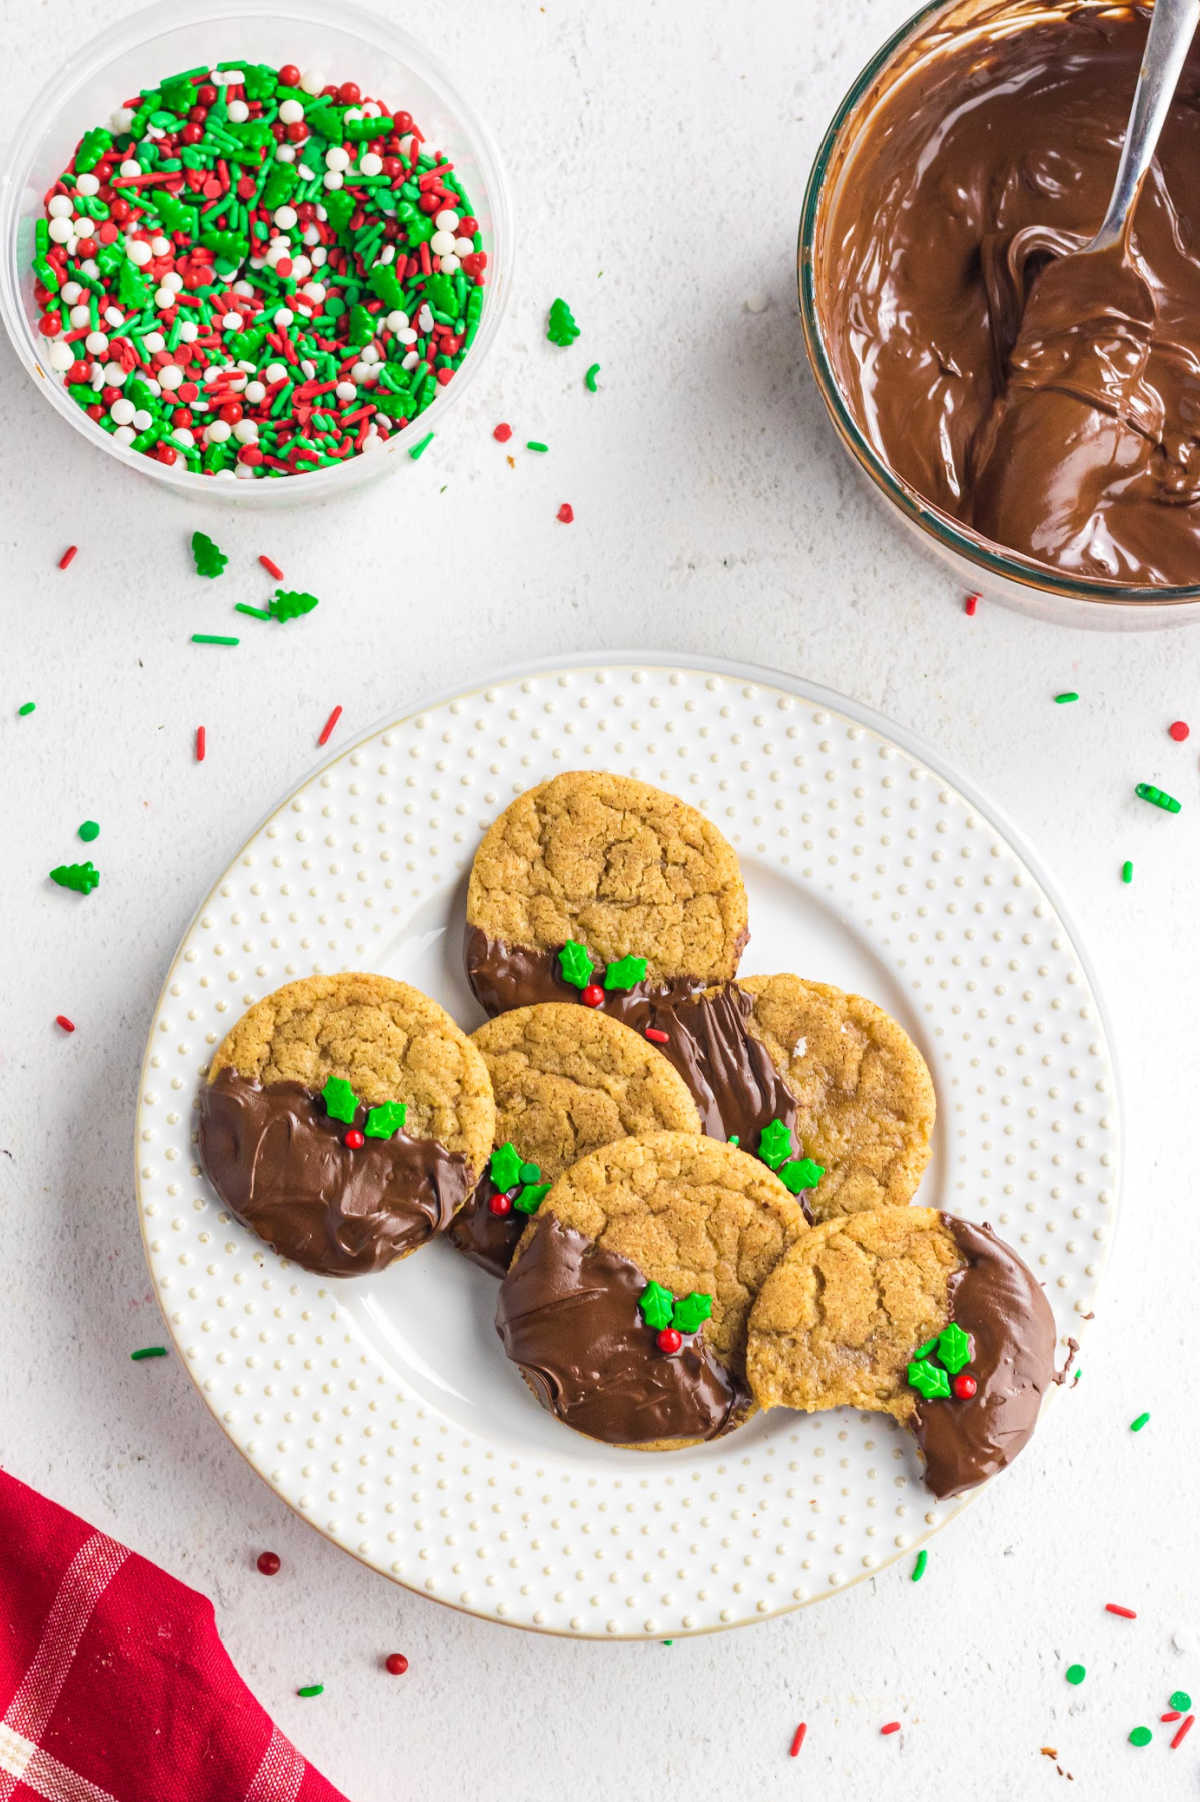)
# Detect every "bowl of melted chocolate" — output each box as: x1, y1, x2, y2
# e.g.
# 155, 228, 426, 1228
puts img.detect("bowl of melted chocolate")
800, 0, 1200, 623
